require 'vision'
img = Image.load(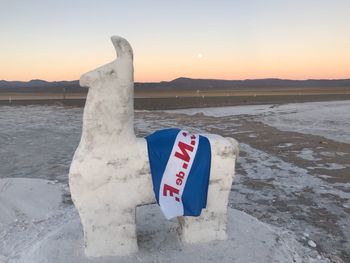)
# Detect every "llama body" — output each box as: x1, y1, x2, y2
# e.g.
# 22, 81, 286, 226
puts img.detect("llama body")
69, 36, 239, 257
